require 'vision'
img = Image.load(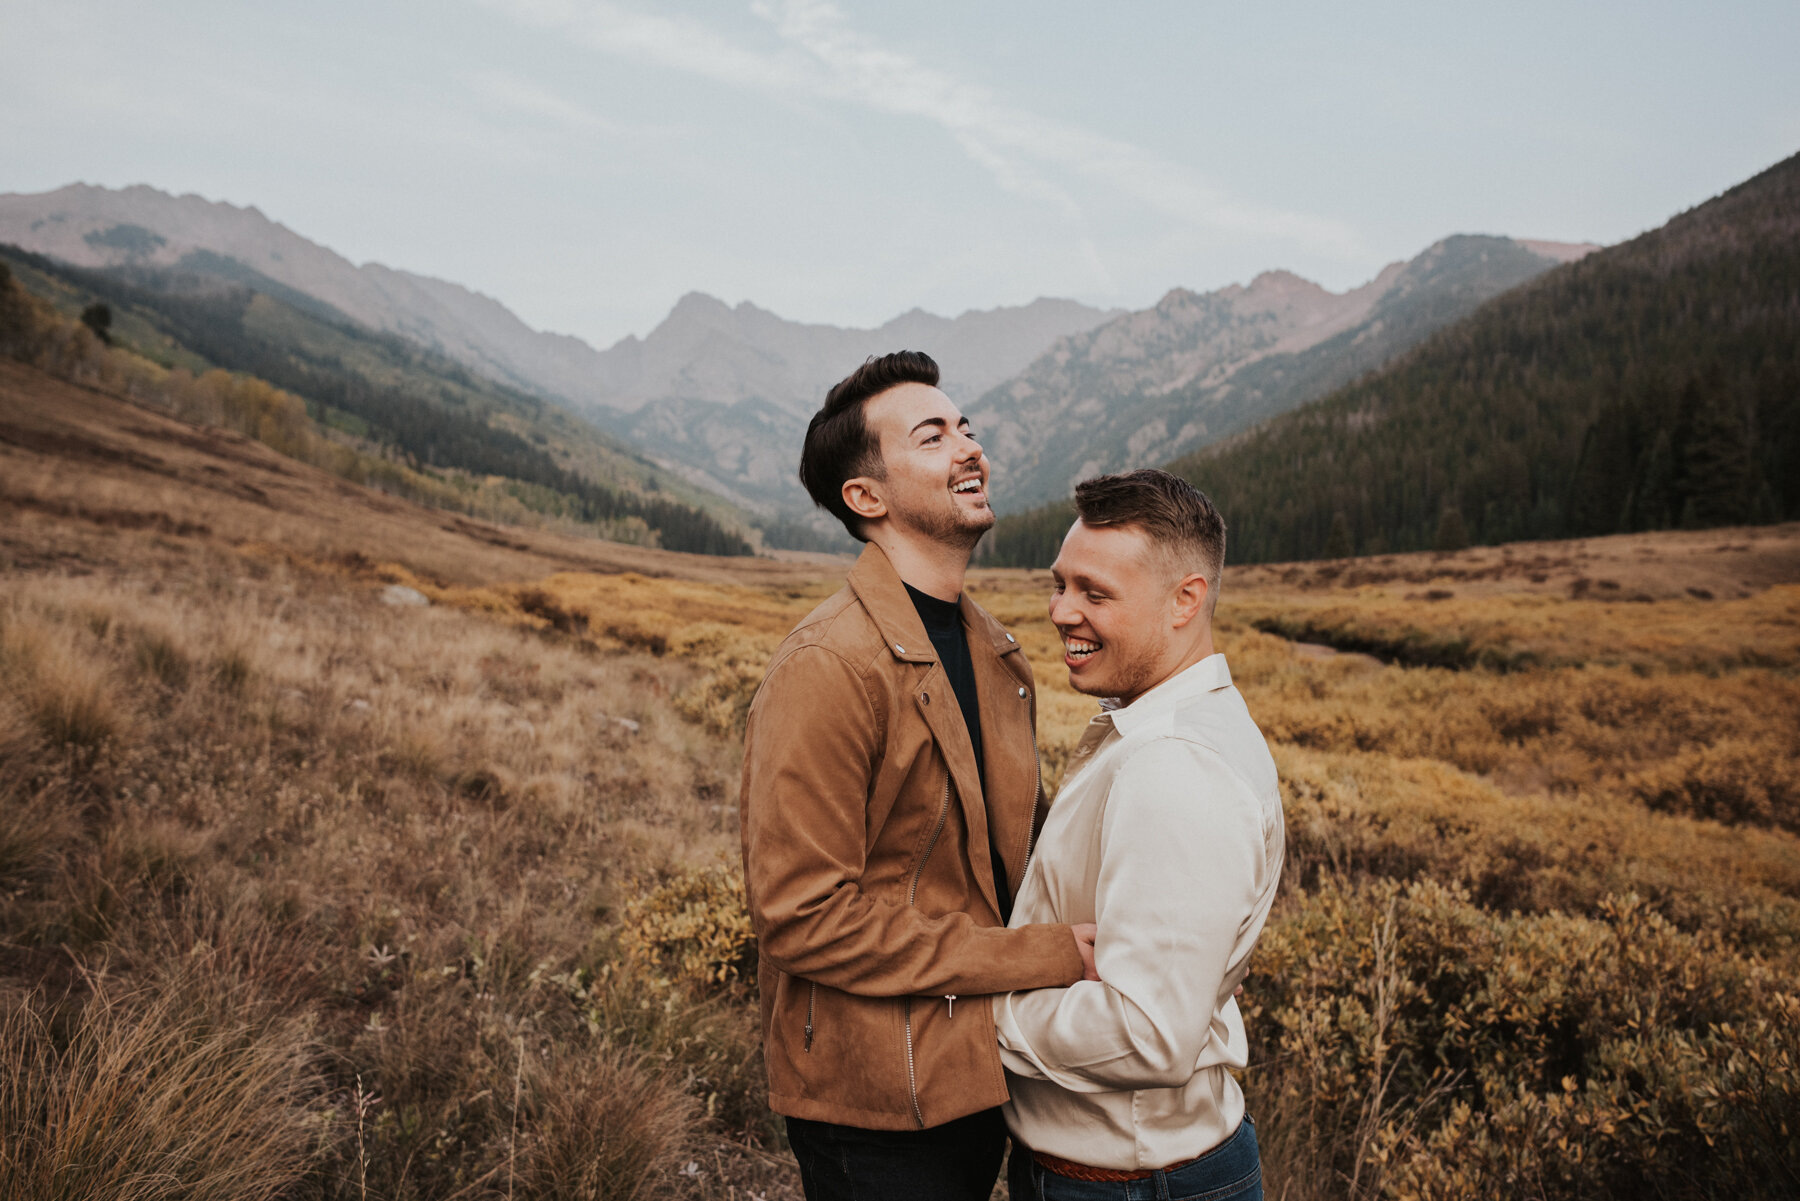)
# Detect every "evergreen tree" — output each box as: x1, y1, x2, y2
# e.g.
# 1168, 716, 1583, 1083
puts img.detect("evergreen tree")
1679, 391, 1756, 527
1324, 511, 1354, 558
1630, 430, 1677, 530
1433, 507, 1470, 552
